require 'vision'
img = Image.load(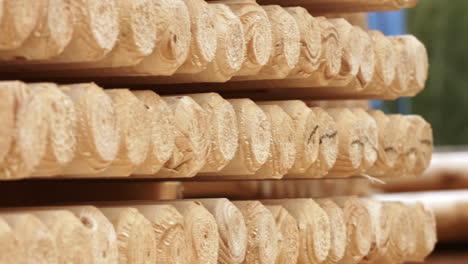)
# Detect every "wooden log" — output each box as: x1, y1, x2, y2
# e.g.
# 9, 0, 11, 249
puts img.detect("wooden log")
0, 213, 56, 264
406, 115, 433, 177
176, 0, 217, 74
360, 199, 388, 263
59, 83, 120, 176
53, 0, 119, 62
0, 217, 25, 264
316, 199, 347, 264
158, 96, 210, 177
167, 201, 220, 264
187, 93, 239, 173
232, 201, 279, 264
258, 101, 319, 175
262, 199, 331, 264
266, 205, 300, 264
215, 0, 272, 76
203, 99, 271, 176
132, 91, 175, 175
99, 207, 157, 264
333, 197, 372, 264
182, 181, 260, 200
354, 26, 375, 88
0, 81, 48, 180
129, 204, 188, 264
0, 82, 16, 166
254, 105, 296, 179
0, 0, 73, 60
197, 198, 248, 264
386, 36, 412, 97
407, 202, 437, 262
97, 89, 151, 177
28, 83, 76, 177
351, 108, 378, 171
0, 0, 41, 50
326, 108, 363, 178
